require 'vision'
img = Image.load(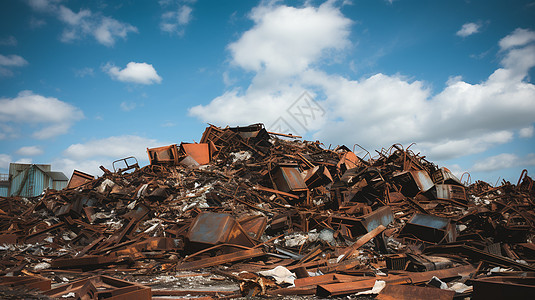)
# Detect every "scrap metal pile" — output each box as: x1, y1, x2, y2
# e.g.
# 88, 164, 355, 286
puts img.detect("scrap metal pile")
1, 123, 534, 299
